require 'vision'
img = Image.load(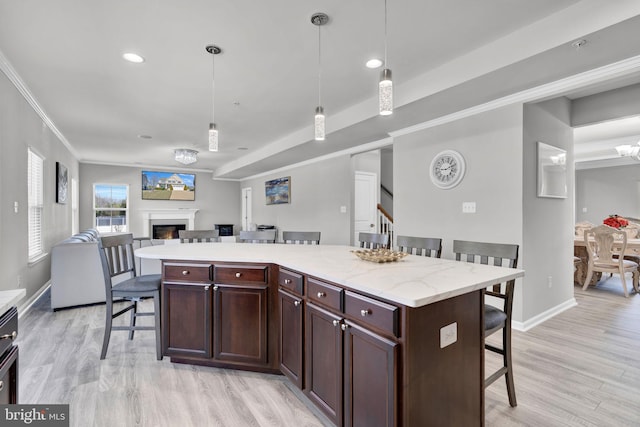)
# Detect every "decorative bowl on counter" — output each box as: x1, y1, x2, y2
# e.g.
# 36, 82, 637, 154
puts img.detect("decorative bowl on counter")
351, 248, 409, 263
